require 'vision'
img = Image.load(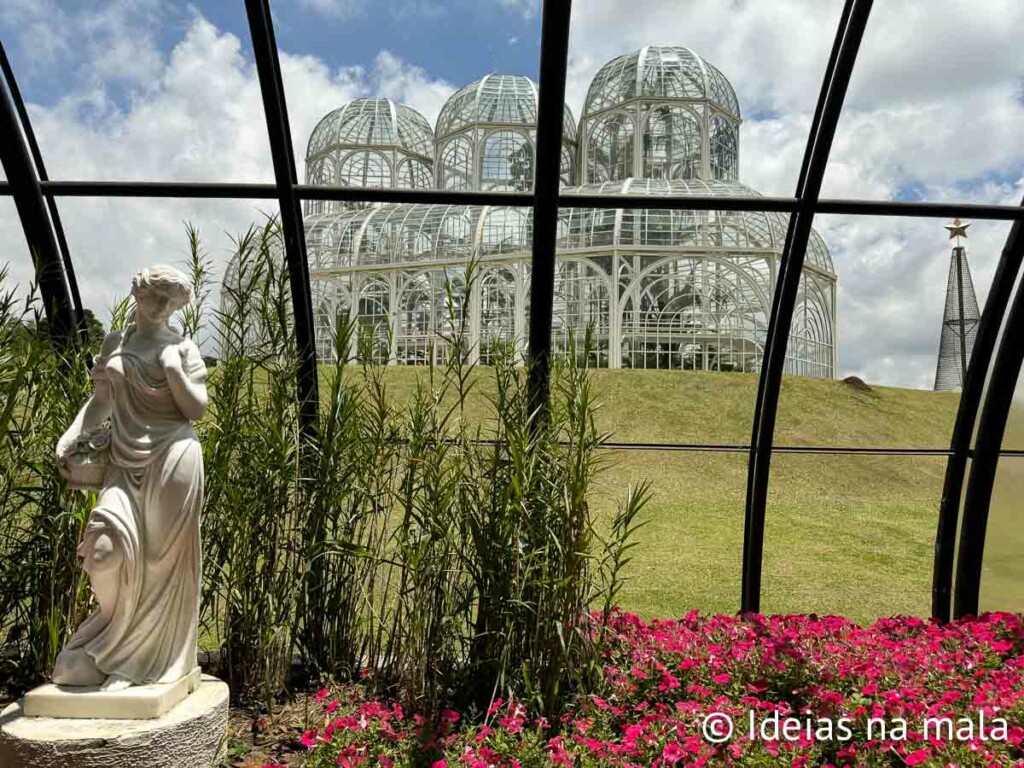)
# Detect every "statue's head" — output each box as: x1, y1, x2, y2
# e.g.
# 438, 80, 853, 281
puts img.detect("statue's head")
131, 265, 192, 325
